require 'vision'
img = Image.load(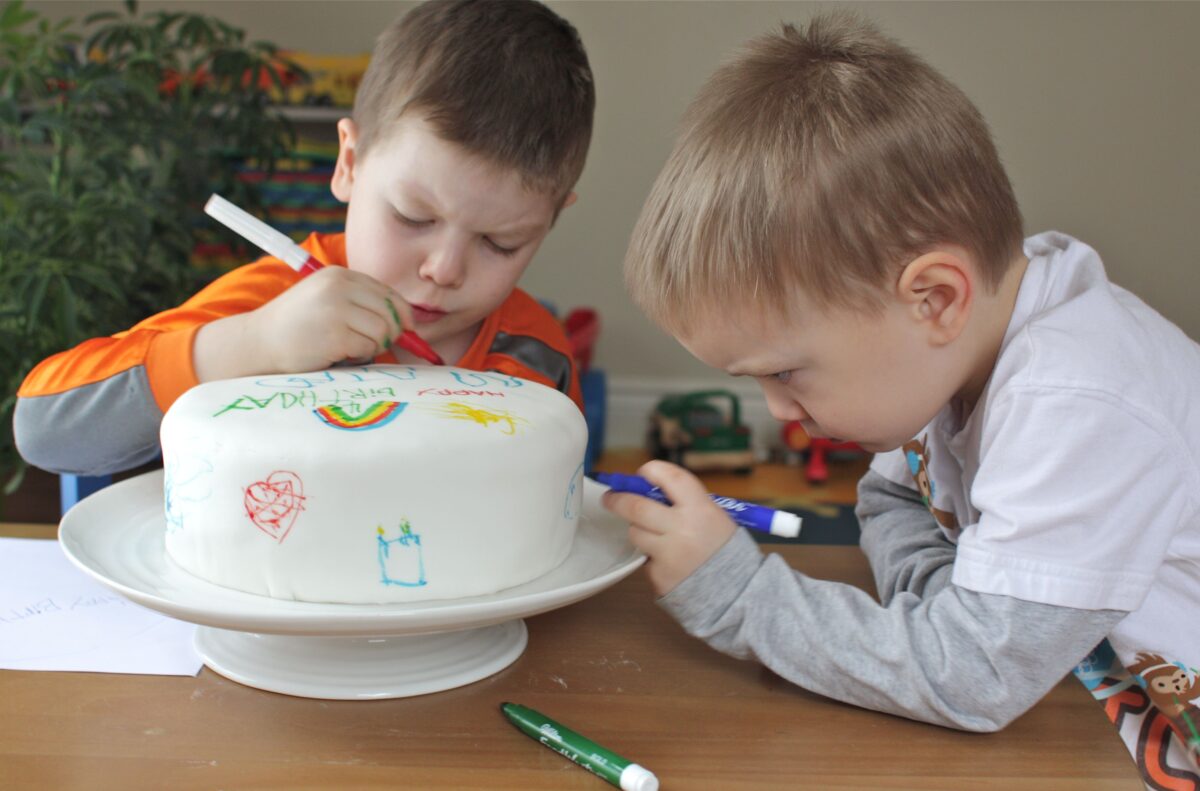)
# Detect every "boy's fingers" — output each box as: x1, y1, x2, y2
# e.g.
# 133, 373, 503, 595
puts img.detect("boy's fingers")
384, 294, 414, 333
639, 459, 712, 506
336, 269, 413, 335
344, 323, 390, 361
628, 522, 667, 555
340, 305, 395, 354
601, 491, 670, 534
